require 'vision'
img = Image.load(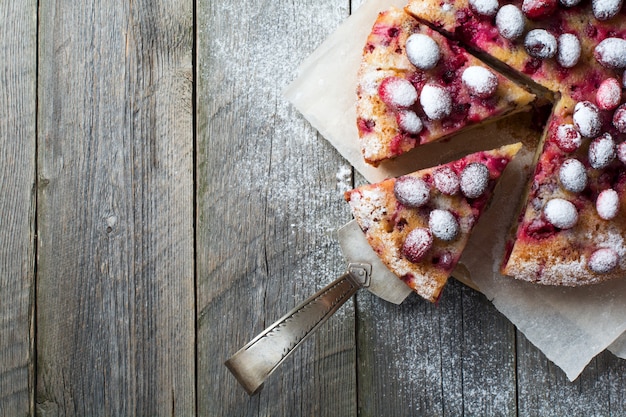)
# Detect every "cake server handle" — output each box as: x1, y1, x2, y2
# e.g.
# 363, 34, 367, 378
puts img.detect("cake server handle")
224, 262, 371, 395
